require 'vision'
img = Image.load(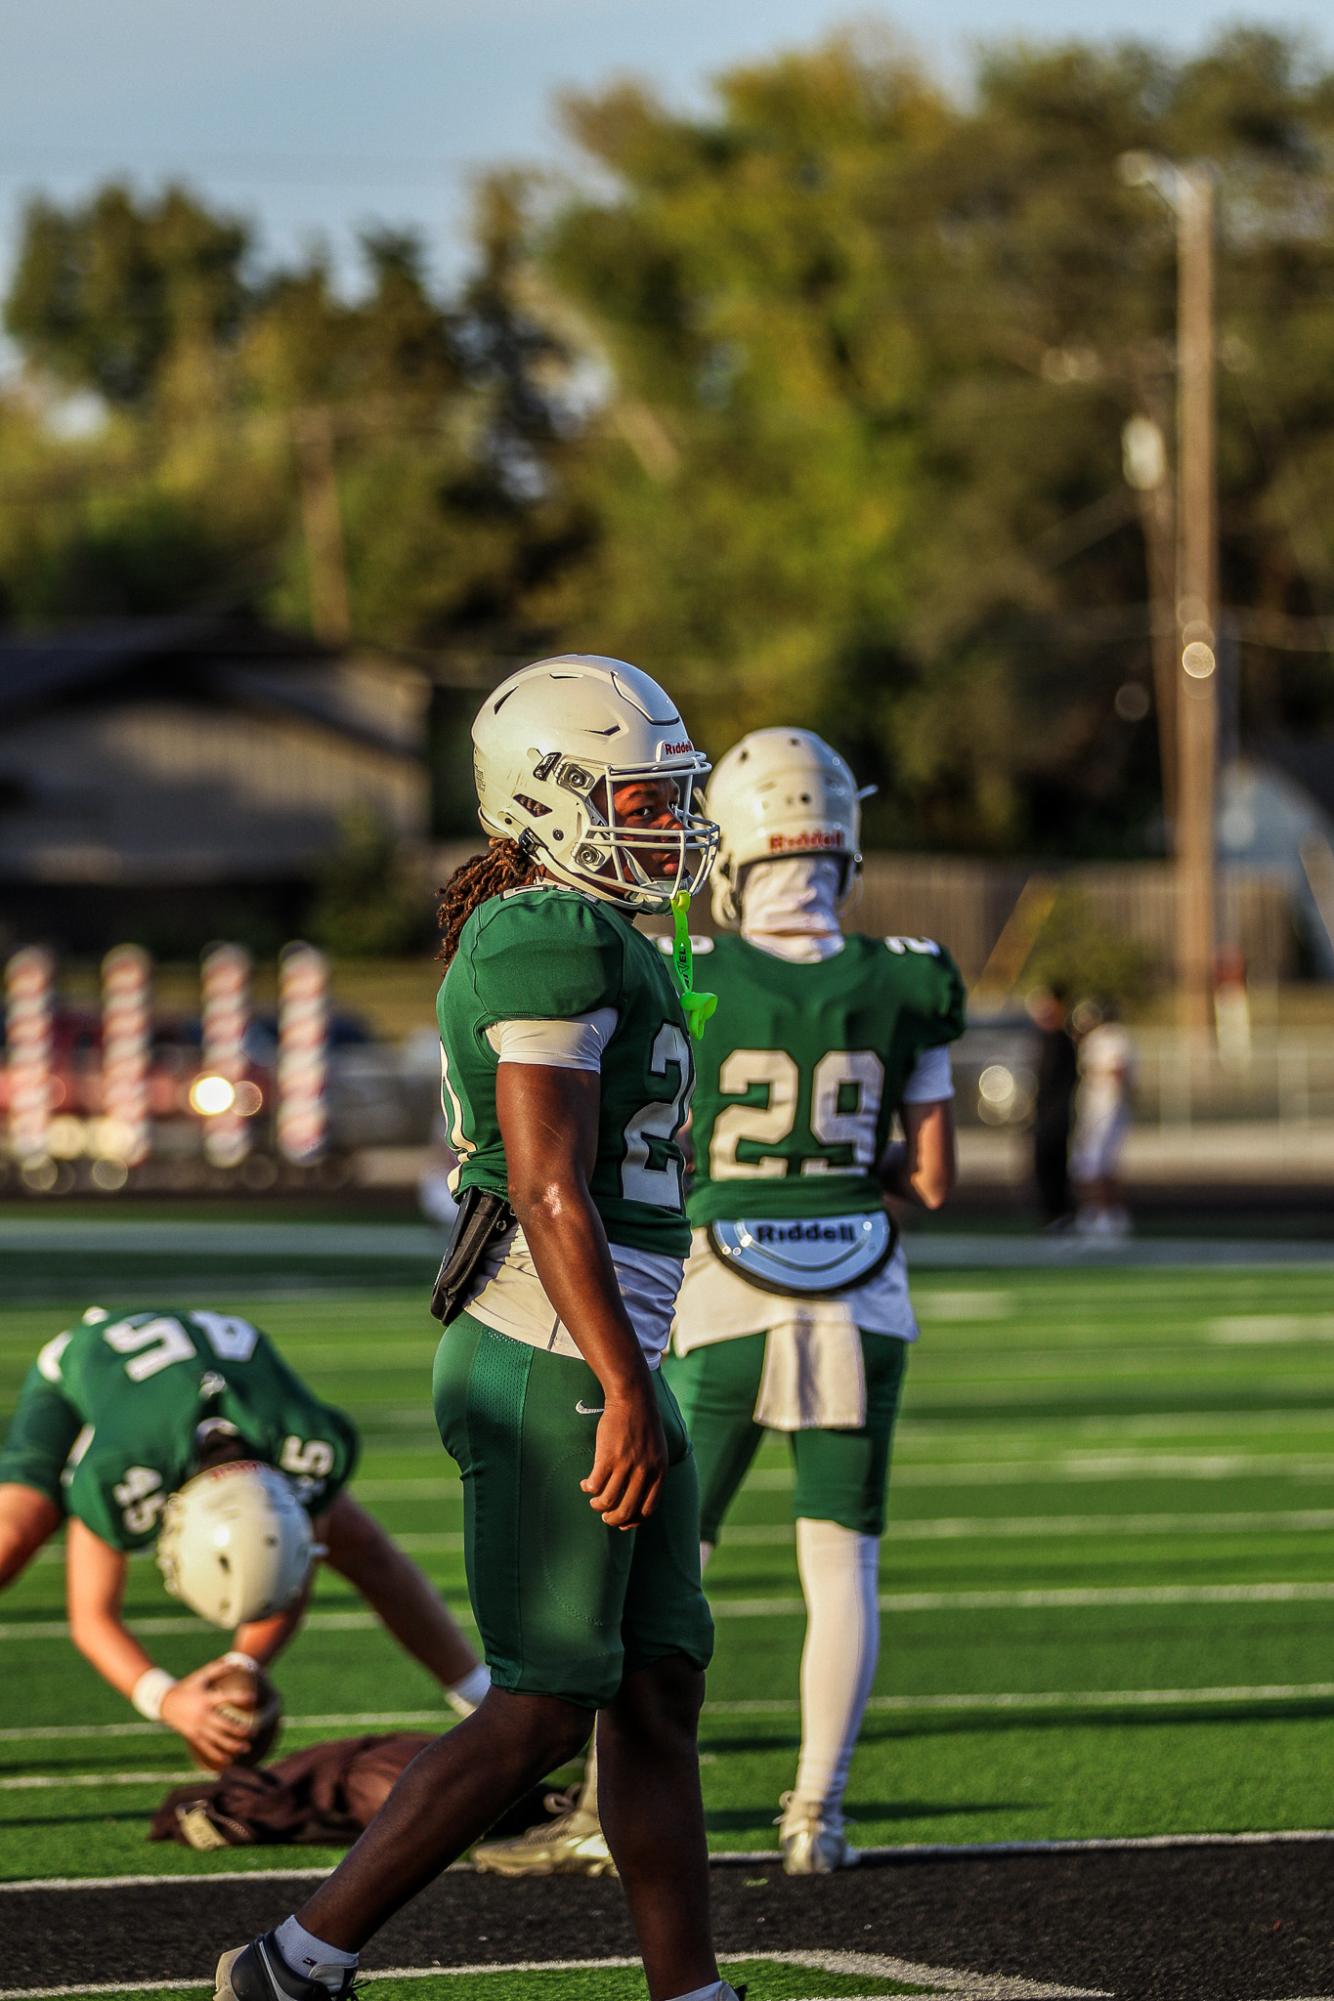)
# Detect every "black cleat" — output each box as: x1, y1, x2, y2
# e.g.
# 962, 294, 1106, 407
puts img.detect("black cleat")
215, 1933, 356, 2001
